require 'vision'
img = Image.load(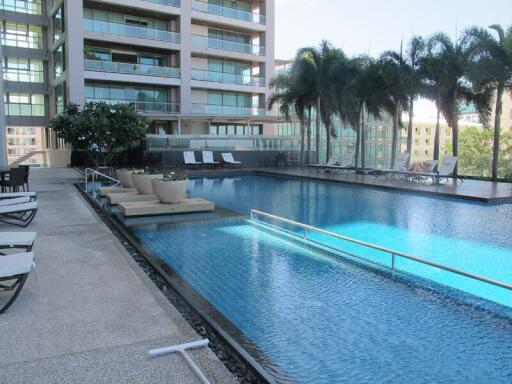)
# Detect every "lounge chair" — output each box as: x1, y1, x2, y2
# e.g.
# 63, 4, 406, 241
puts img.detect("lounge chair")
0, 201, 38, 227
222, 153, 242, 168
309, 155, 339, 171
202, 151, 219, 167
376, 153, 410, 178
0, 192, 36, 201
0, 232, 37, 254
328, 152, 356, 172
183, 151, 202, 168
0, 252, 34, 314
390, 157, 460, 184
